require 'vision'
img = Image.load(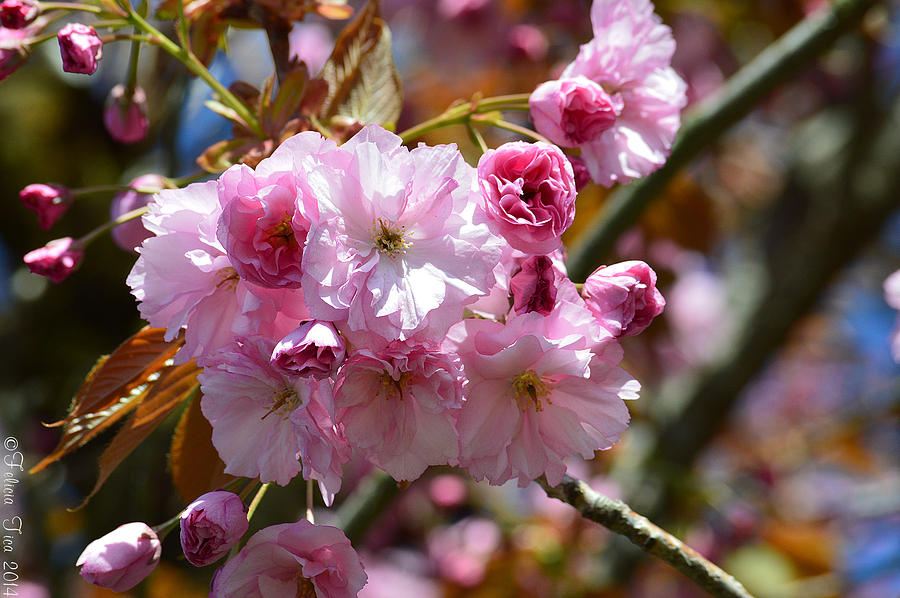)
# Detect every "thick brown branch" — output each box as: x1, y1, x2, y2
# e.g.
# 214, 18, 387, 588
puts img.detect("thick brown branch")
538, 474, 755, 598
